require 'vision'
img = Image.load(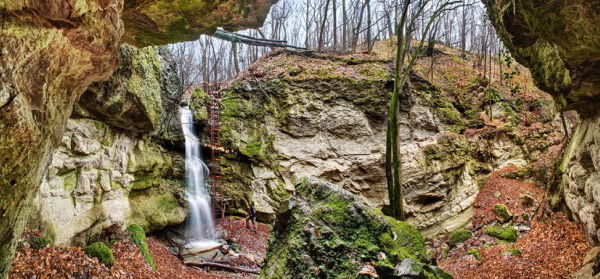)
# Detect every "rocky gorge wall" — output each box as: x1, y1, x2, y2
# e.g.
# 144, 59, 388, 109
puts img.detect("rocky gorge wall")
0, 0, 274, 275
483, 0, 600, 244
29, 118, 186, 246
28, 45, 187, 246
194, 49, 564, 236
